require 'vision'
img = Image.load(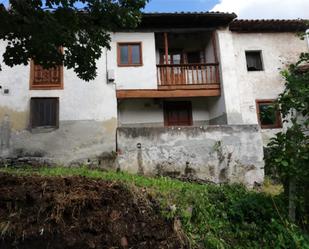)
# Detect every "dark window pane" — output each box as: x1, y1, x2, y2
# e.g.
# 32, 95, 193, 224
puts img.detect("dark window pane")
120, 45, 129, 64
259, 104, 276, 125
246, 51, 263, 71
131, 45, 141, 64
